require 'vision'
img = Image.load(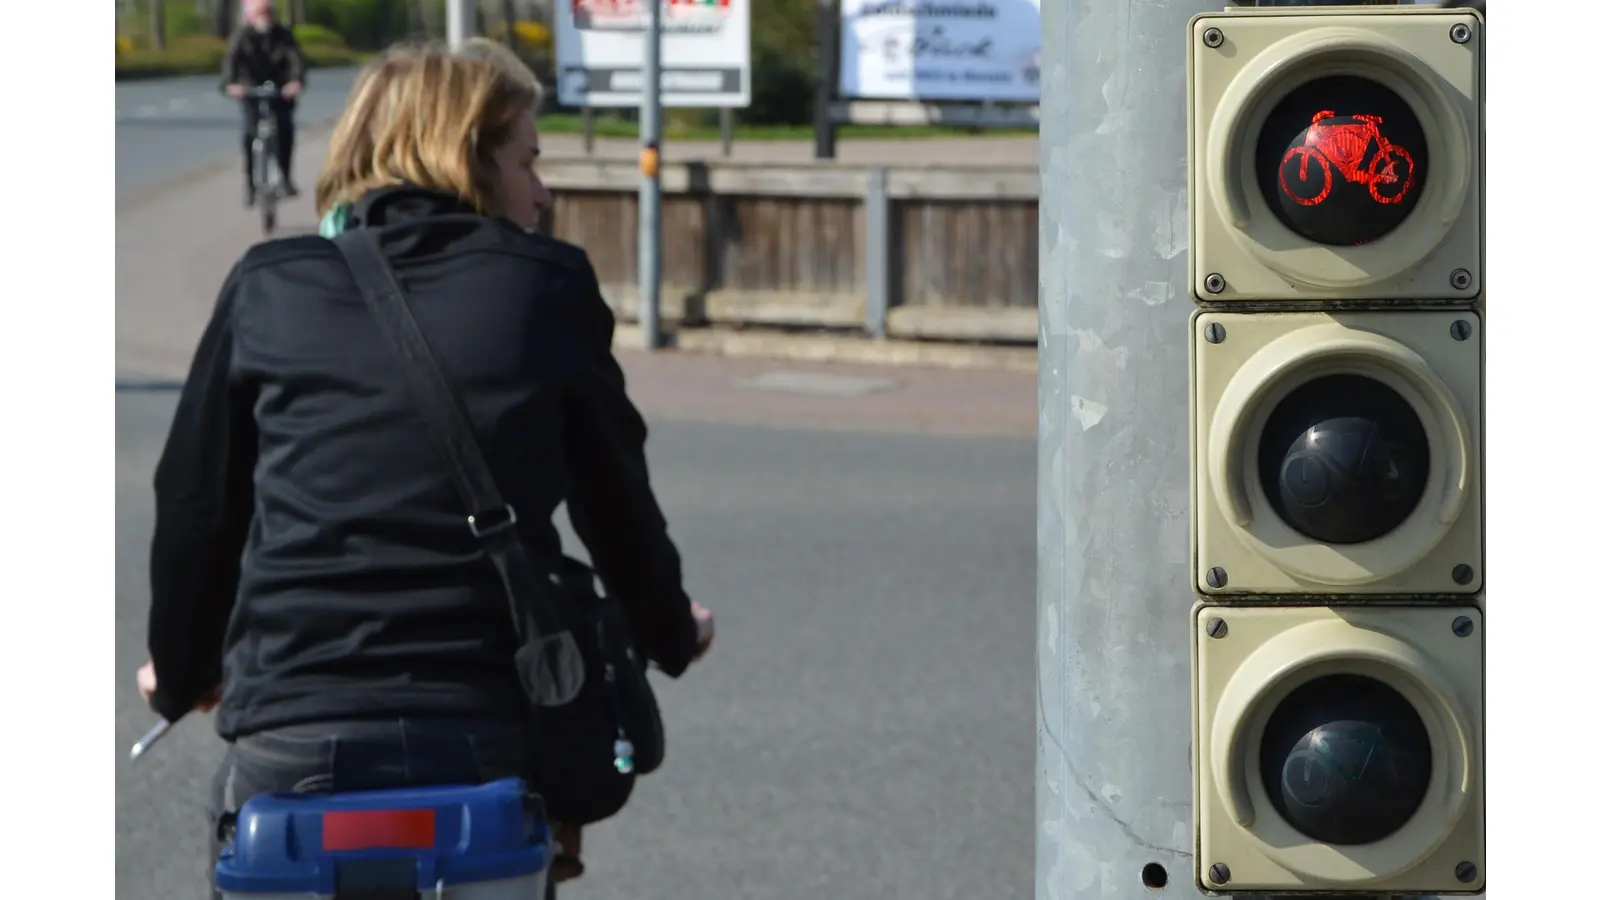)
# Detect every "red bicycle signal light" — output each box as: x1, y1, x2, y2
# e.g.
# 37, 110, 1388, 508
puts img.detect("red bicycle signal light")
1279, 110, 1416, 208
1255, 76, 1429, 248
